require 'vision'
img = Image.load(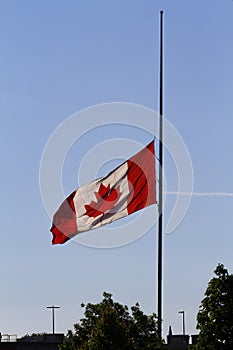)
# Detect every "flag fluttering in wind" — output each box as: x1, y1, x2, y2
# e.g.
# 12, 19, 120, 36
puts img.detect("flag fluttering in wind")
51, 140, 156, 244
